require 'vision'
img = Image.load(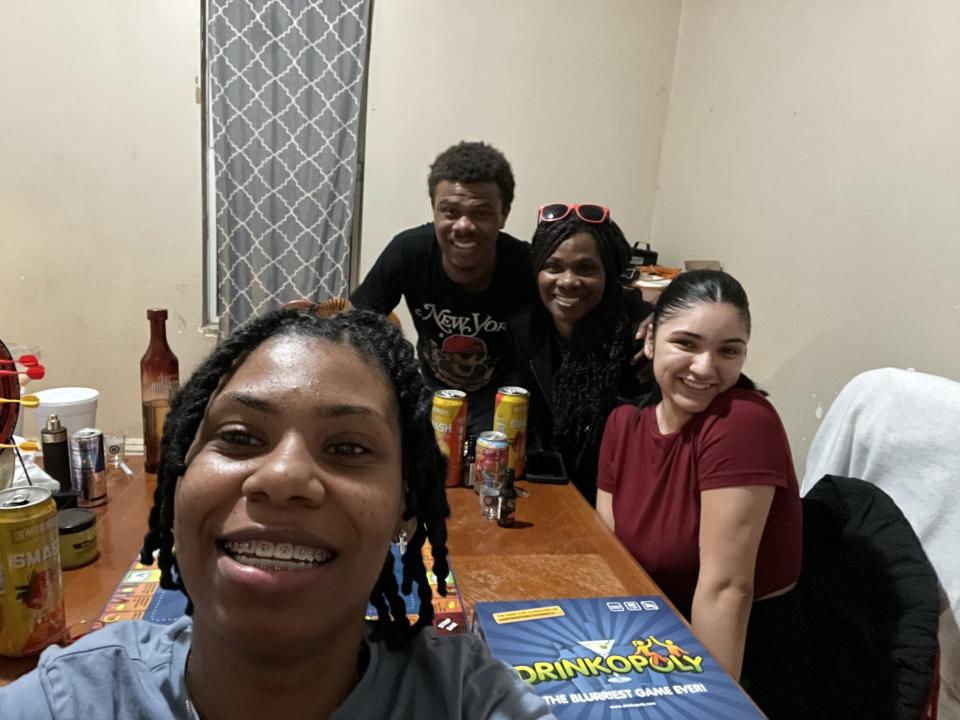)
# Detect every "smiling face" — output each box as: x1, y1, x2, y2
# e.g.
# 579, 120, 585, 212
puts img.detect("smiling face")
173, 334, 404, 654
537, 231, 607, 339
645, 302, 749, 432
432, 180, 506, 292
